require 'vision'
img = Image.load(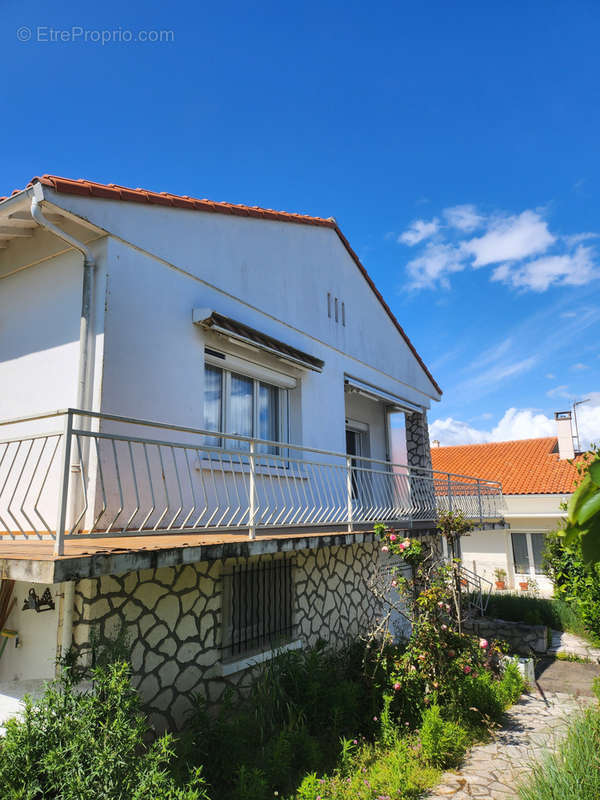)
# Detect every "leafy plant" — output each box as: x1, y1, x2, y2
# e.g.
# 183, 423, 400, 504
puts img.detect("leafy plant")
562, 448, 600, 567
543, 531, 600, 642
0, 662, 209, 800
419, 704, 468, 768
517, 706, 600, 800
